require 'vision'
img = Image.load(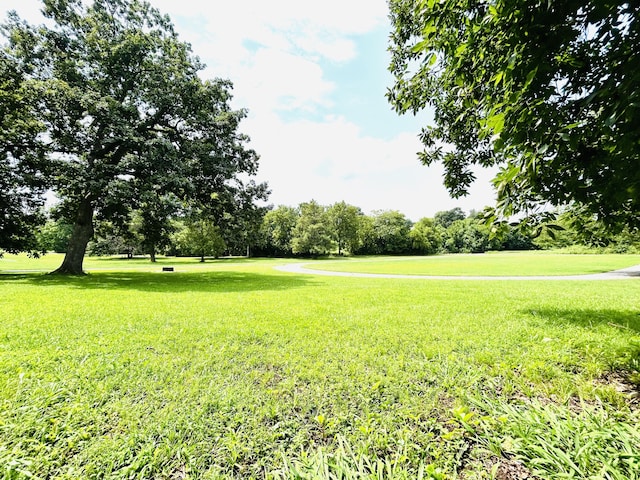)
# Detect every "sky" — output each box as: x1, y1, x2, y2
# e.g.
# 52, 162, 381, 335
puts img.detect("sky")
2, 0, 497, 221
